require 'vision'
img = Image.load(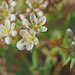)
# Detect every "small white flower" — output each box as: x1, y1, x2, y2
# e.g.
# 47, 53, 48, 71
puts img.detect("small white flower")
10, 1, 17, 8
17, 29, 39, 51
10, 14, 16, 22
28, 0, 47, 12
22, 13, 47, 34
0, 19, 17, 44
0, 2, 14, 19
